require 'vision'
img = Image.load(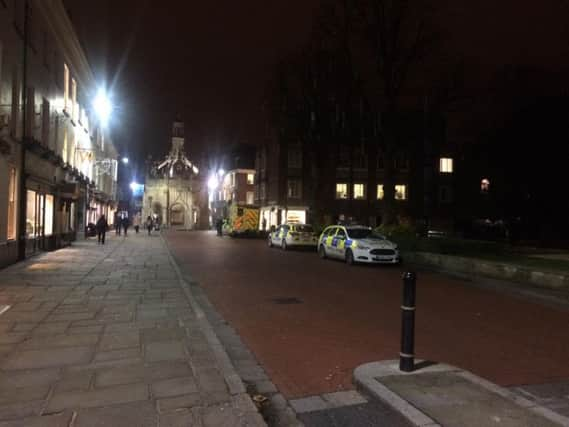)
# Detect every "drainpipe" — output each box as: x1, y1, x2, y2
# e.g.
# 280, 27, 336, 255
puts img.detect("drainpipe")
17, 0, 29, 261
